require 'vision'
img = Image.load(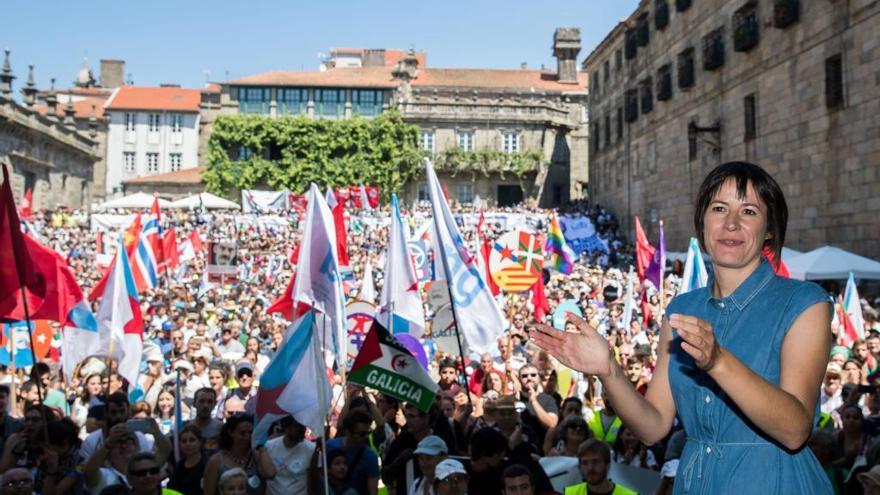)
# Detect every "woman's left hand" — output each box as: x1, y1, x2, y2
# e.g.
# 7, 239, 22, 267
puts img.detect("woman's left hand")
669, 314, 723, 371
